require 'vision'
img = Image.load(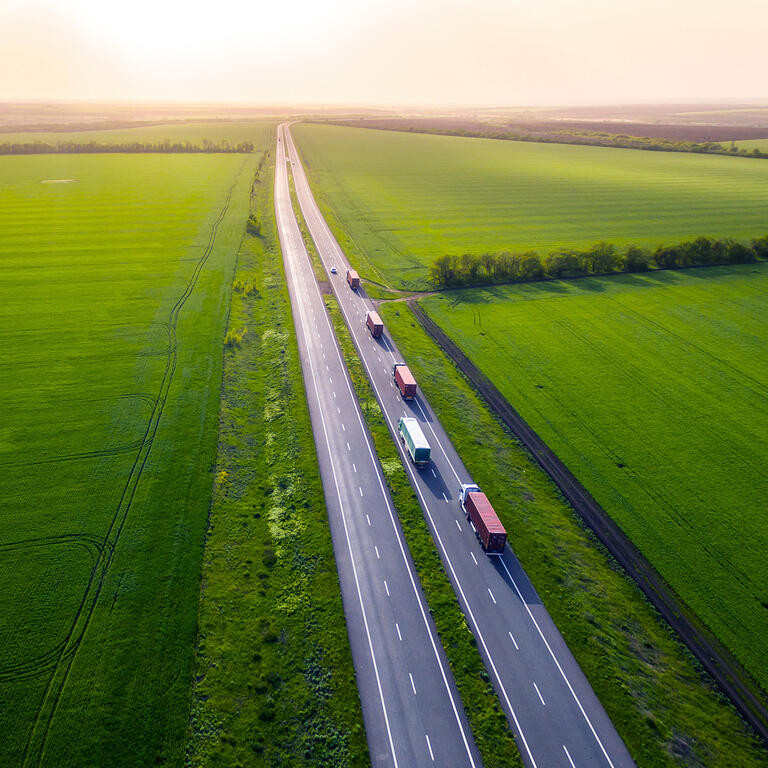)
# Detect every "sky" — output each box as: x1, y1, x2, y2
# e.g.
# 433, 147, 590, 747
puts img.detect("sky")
1, 0, 767, 105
